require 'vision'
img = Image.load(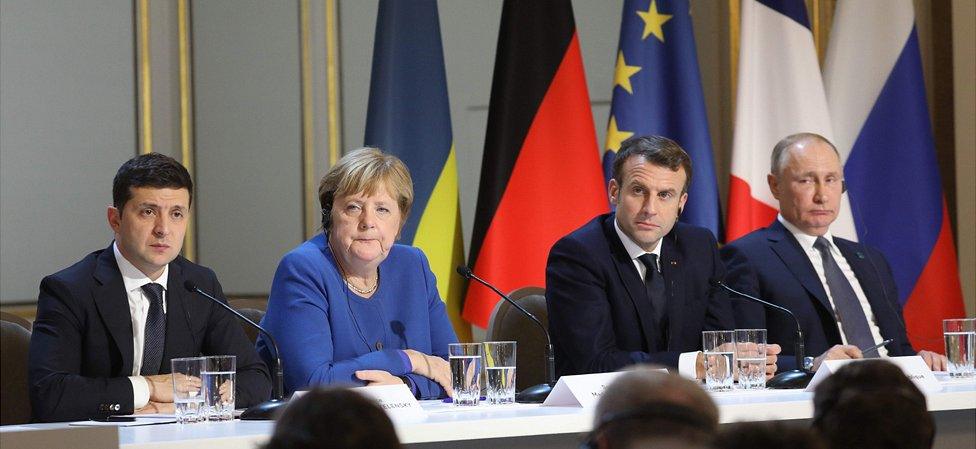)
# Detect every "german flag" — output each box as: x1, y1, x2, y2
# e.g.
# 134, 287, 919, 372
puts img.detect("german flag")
462, 0, 609, 328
